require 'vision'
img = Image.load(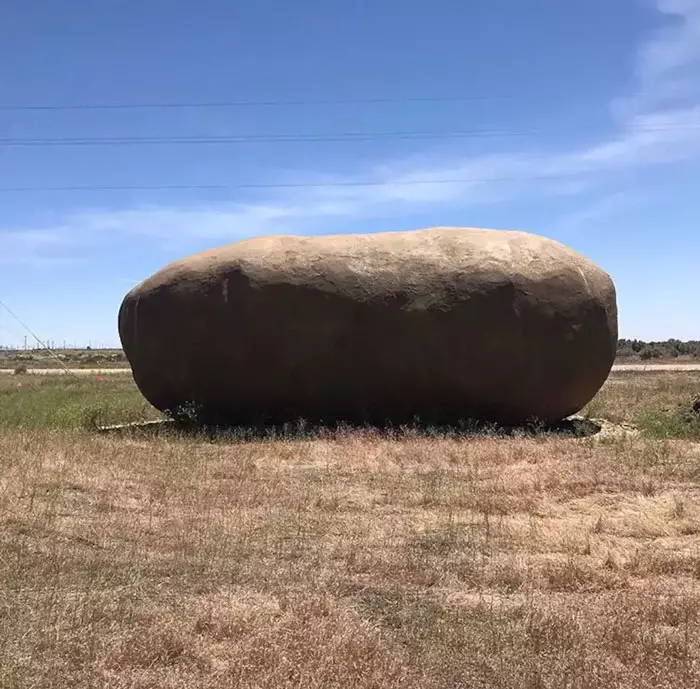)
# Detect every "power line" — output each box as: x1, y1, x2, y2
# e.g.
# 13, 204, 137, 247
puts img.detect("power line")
0, 174, 599, 193
0, 129, 531, 146
0, 300, 74, 374
0, 123, 697, 148
0, 94, 509, 112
